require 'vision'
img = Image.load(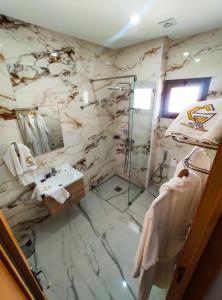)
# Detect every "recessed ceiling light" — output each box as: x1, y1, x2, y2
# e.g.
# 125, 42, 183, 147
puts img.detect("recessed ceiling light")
195, 58, 201, 63
129, 15, 140, 25
122, 281, 127, 288
183, 52, 190, 57
51, 51, 59, 57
